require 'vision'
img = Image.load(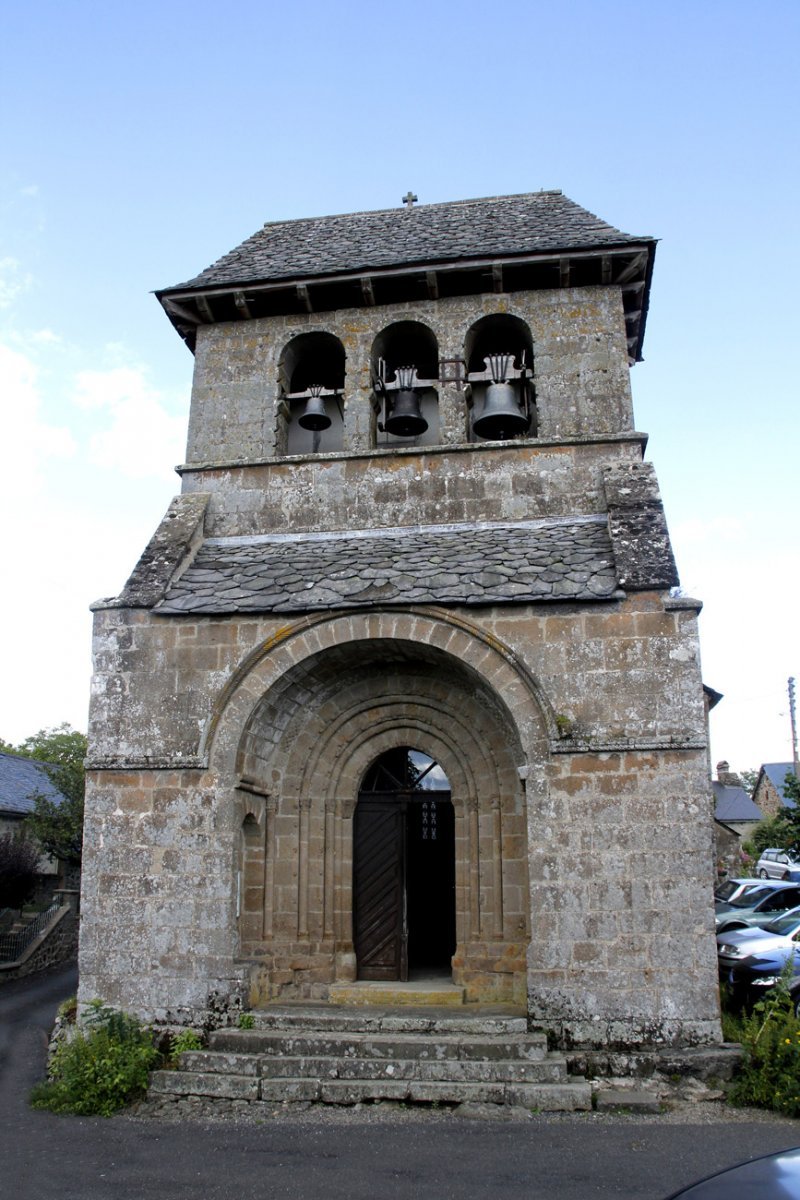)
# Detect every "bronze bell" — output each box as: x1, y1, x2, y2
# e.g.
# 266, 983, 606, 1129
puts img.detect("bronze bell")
297, 385, 332, 432
385, 389, 428, 437
472, 381, 529, 440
